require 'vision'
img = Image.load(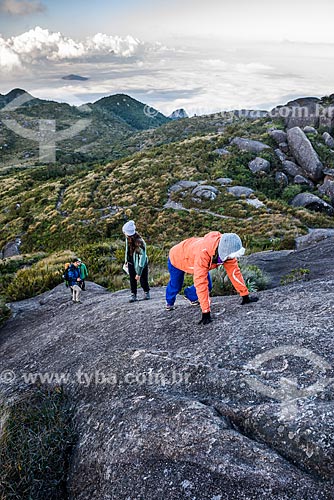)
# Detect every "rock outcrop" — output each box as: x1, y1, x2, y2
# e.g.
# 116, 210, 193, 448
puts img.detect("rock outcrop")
227, 186, 254, 197
248, 157, 270, 174
295, 229, 334, 249
169, 109, 189, 120
192, 185, 219, 201
0, 238, 21, 259
275, 171, 289, 187
230, 137, 271, 153
322, 132, 334, 148
216, 177, 232, 186
214, 148, 230, 156
290, 192, 334, 215
287, 127, 323, 181
282, 160, 303, 178
275, 148, 287, 163
318, 179, 334, 200
269, 129, 287, 145
1, 267, 334, 499
272, 97, 321, 129
245, 235, 334, 285
304, 126, 318, 135
169, 181, 199, 193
